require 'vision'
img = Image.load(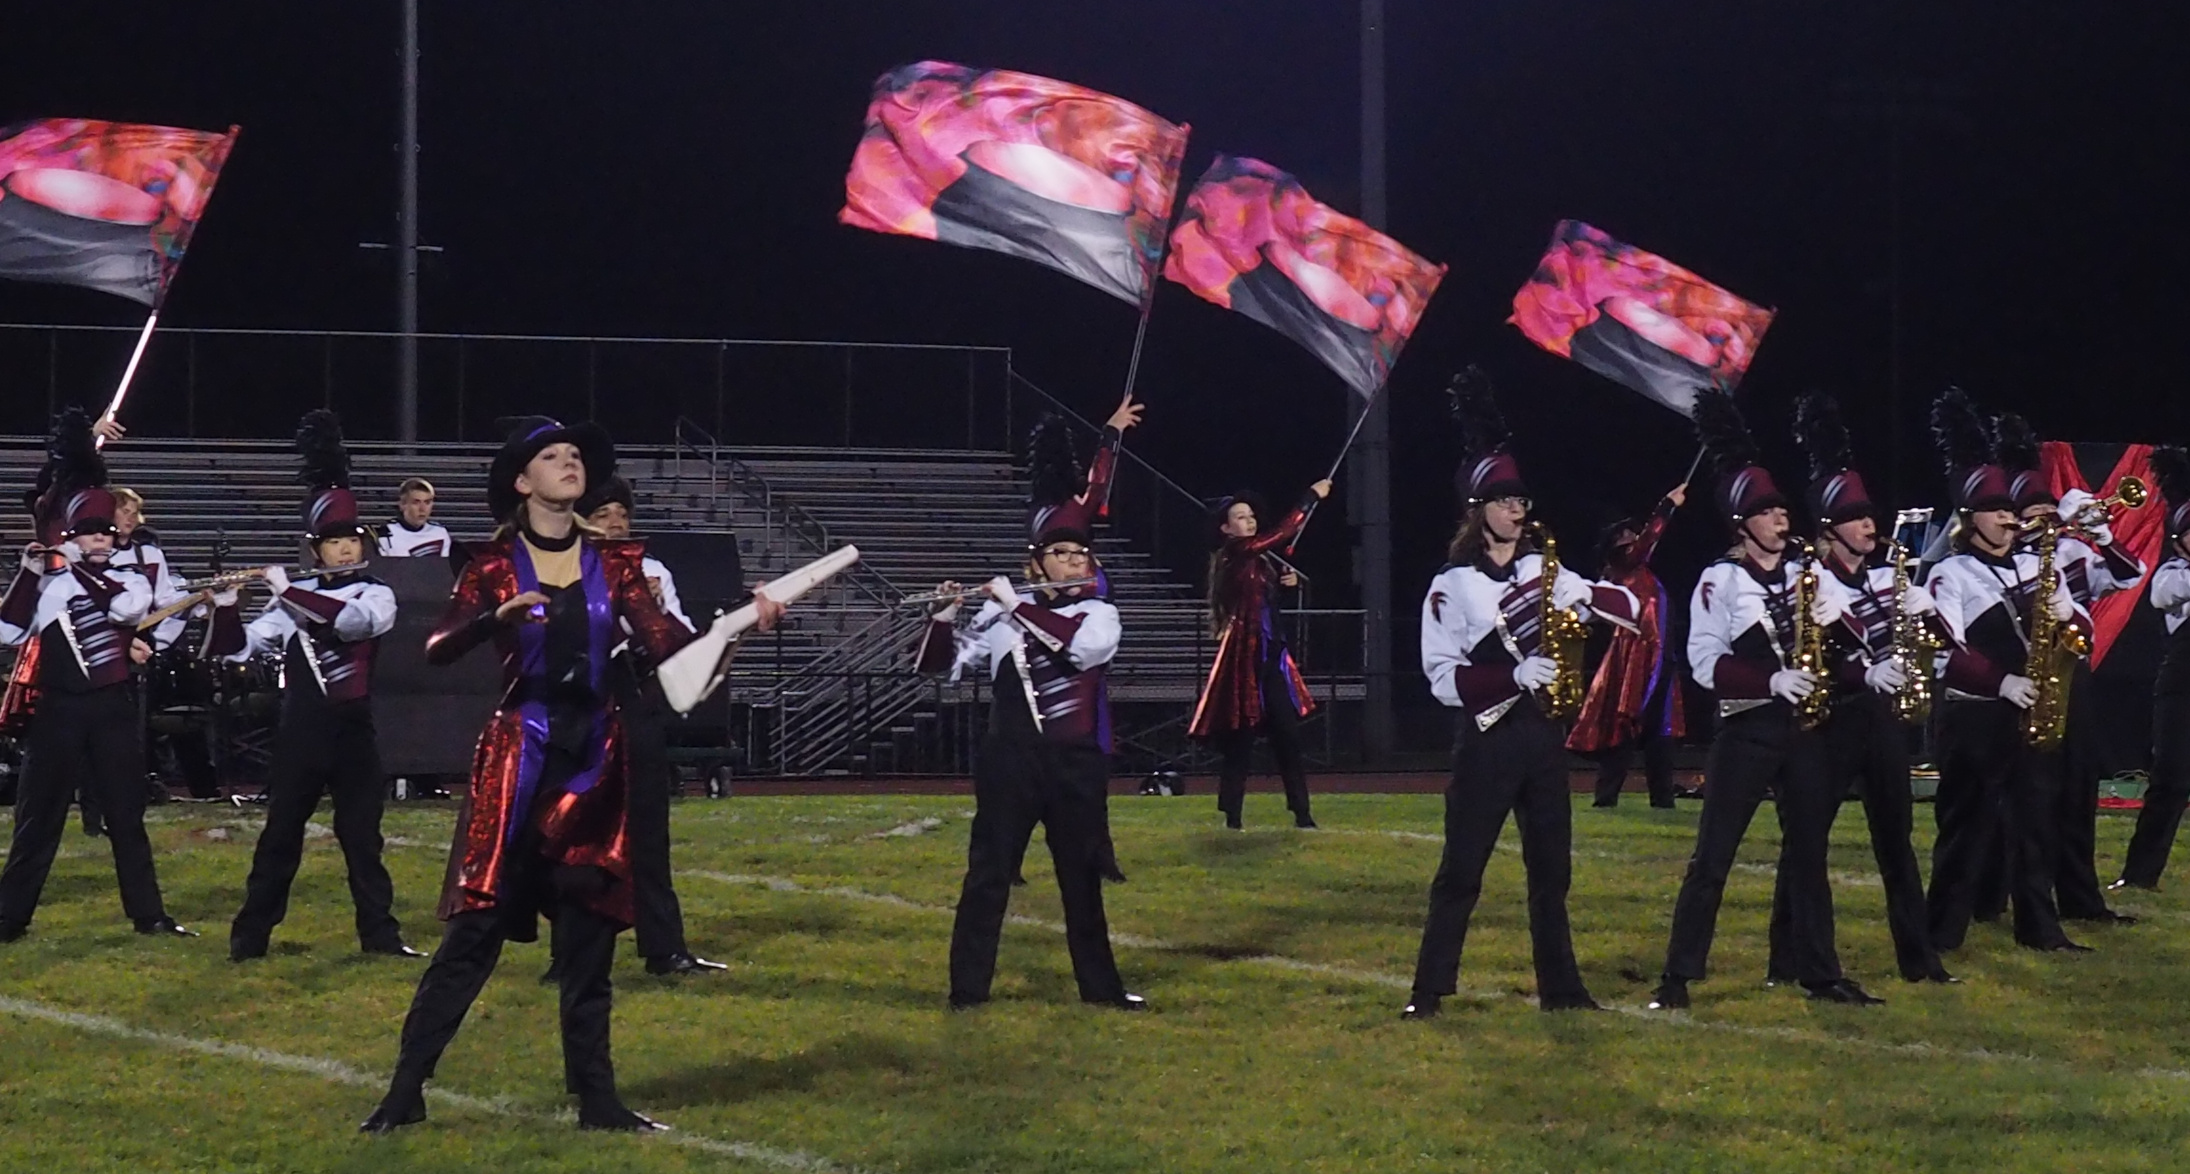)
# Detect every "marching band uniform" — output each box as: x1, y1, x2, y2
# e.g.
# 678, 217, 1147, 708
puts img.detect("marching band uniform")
211, 412, 413, 961
1404, 380, 1637, 1017
109, 524, 189, 651
916, 527, 1138, 1011
1190, 489, 1319, 830
0, 432, 186, 941
1652, 389, 1873, 1009
379, 516, 452, 559
366, 418, 692, 1133
1765, 395, 1951, 984
1568, 495, 1687, 807
2116, 452, 2190, 888
1923, 393, 2089, 953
